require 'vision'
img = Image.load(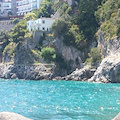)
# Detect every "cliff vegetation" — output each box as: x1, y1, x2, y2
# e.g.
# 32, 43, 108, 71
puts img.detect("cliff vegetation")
0, 0, 119, 77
